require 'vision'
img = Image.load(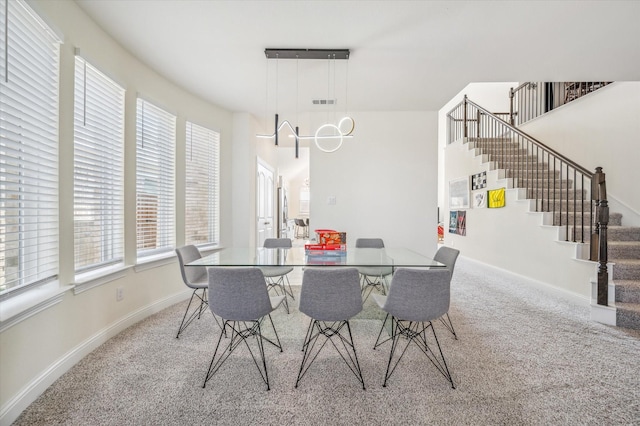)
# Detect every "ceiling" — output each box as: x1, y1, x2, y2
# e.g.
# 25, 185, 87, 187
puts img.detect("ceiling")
75, 0, 640, 117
